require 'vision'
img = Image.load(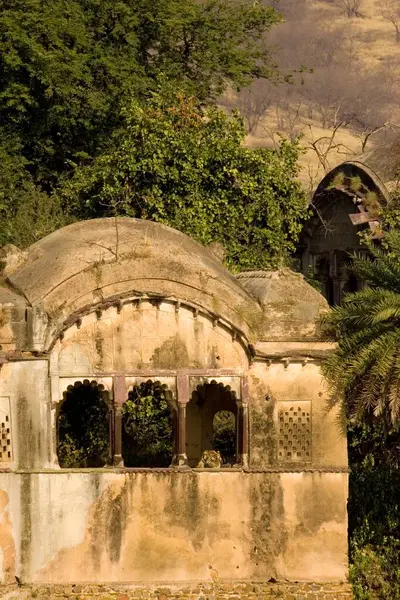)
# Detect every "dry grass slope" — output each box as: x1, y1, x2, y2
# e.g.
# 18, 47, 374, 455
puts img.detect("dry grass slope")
237, 0, 400, 191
